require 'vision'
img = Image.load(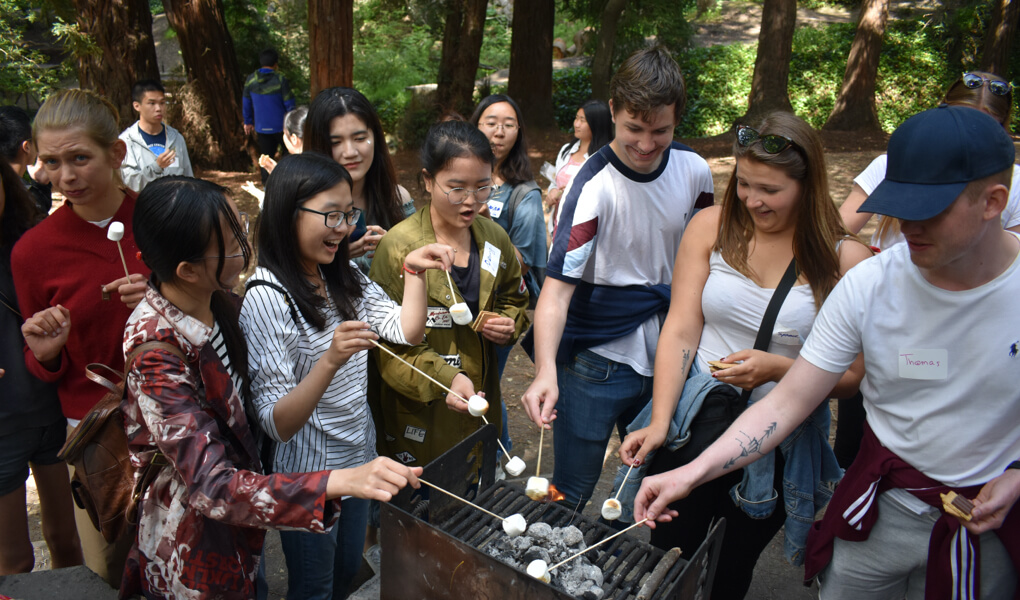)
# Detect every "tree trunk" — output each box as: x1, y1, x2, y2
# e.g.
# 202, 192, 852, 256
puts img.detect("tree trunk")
308, 0, 354, 96
823, 0, 889, 132
741, 0, 796, 124
507, 0, 556, 131
590, 0, 629, 102
74, 0, 160, 129
435, 0, 488, 117
163, 0, 249, 170
981, 0, 1020, 77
